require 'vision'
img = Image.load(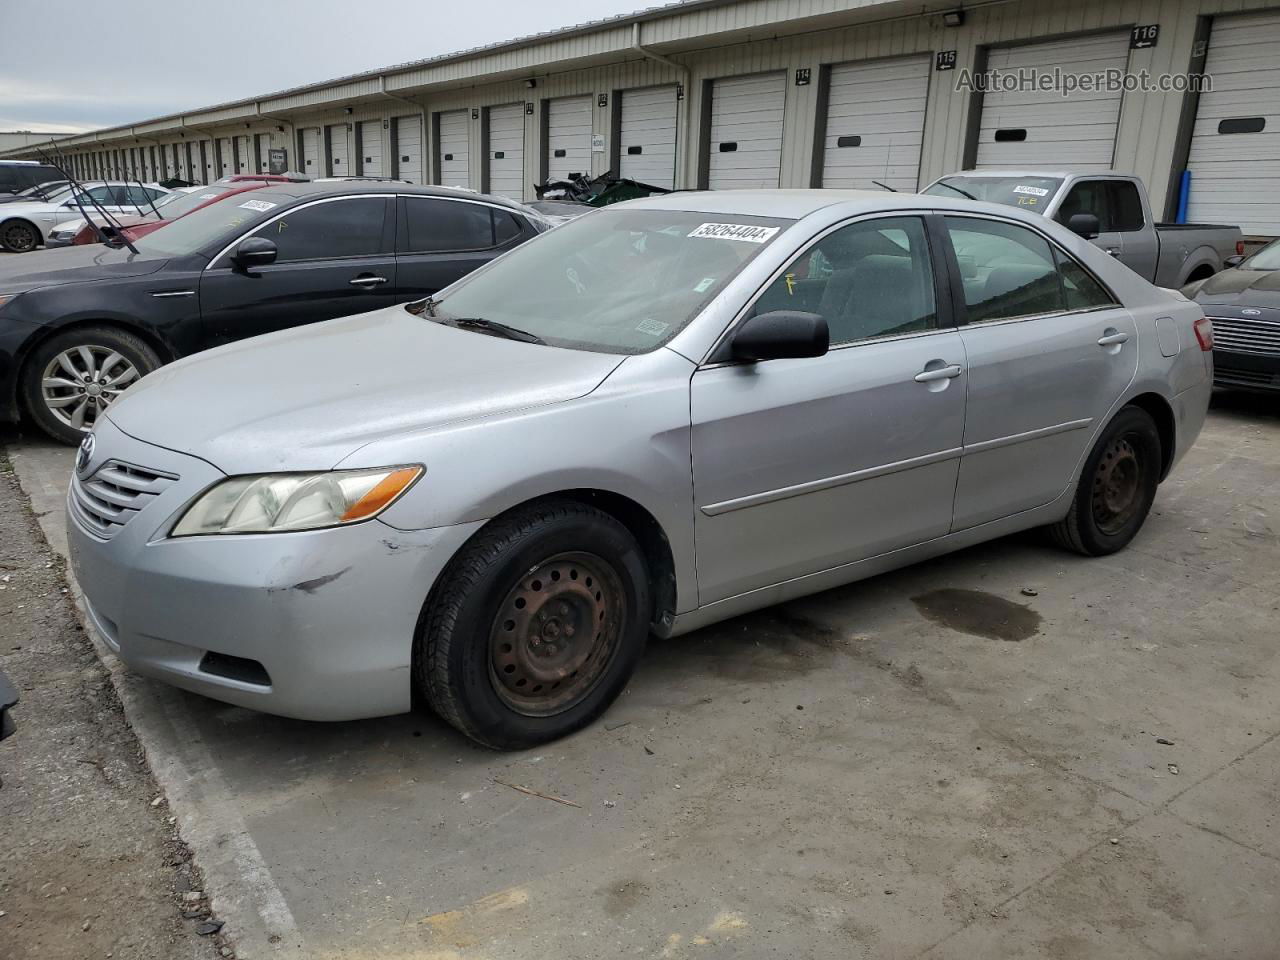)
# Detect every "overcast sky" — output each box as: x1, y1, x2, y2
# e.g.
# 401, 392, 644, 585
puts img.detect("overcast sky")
0, 0, 652, 132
